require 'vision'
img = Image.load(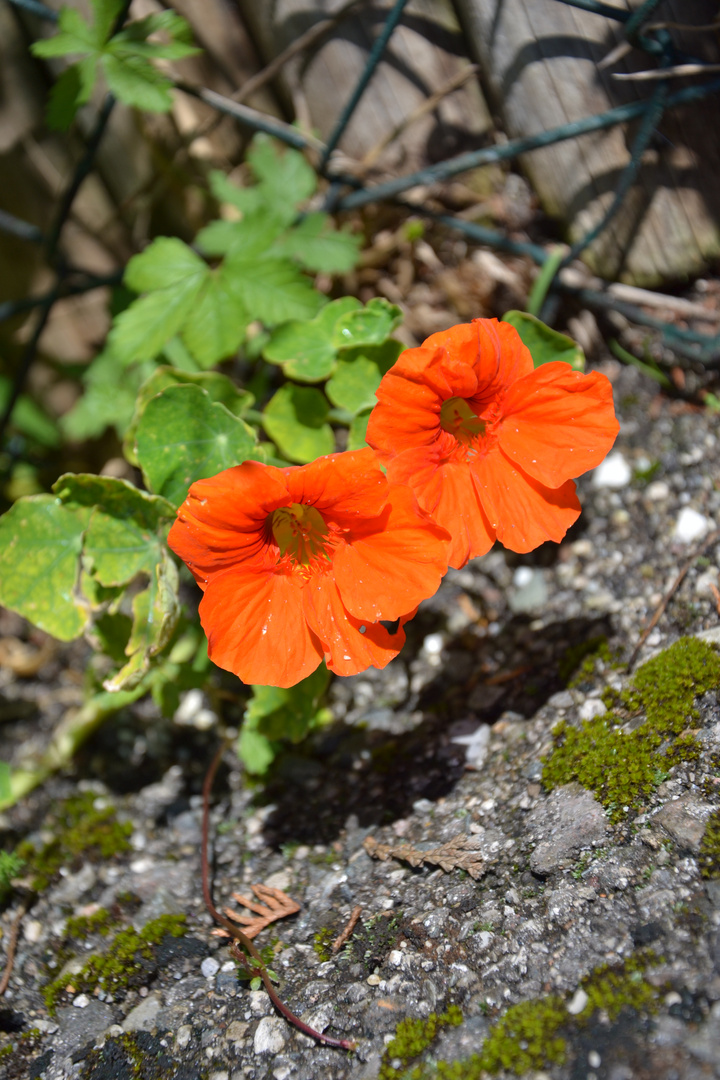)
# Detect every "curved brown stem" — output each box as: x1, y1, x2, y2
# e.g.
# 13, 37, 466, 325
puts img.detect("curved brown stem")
201, 742, 356, 1051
